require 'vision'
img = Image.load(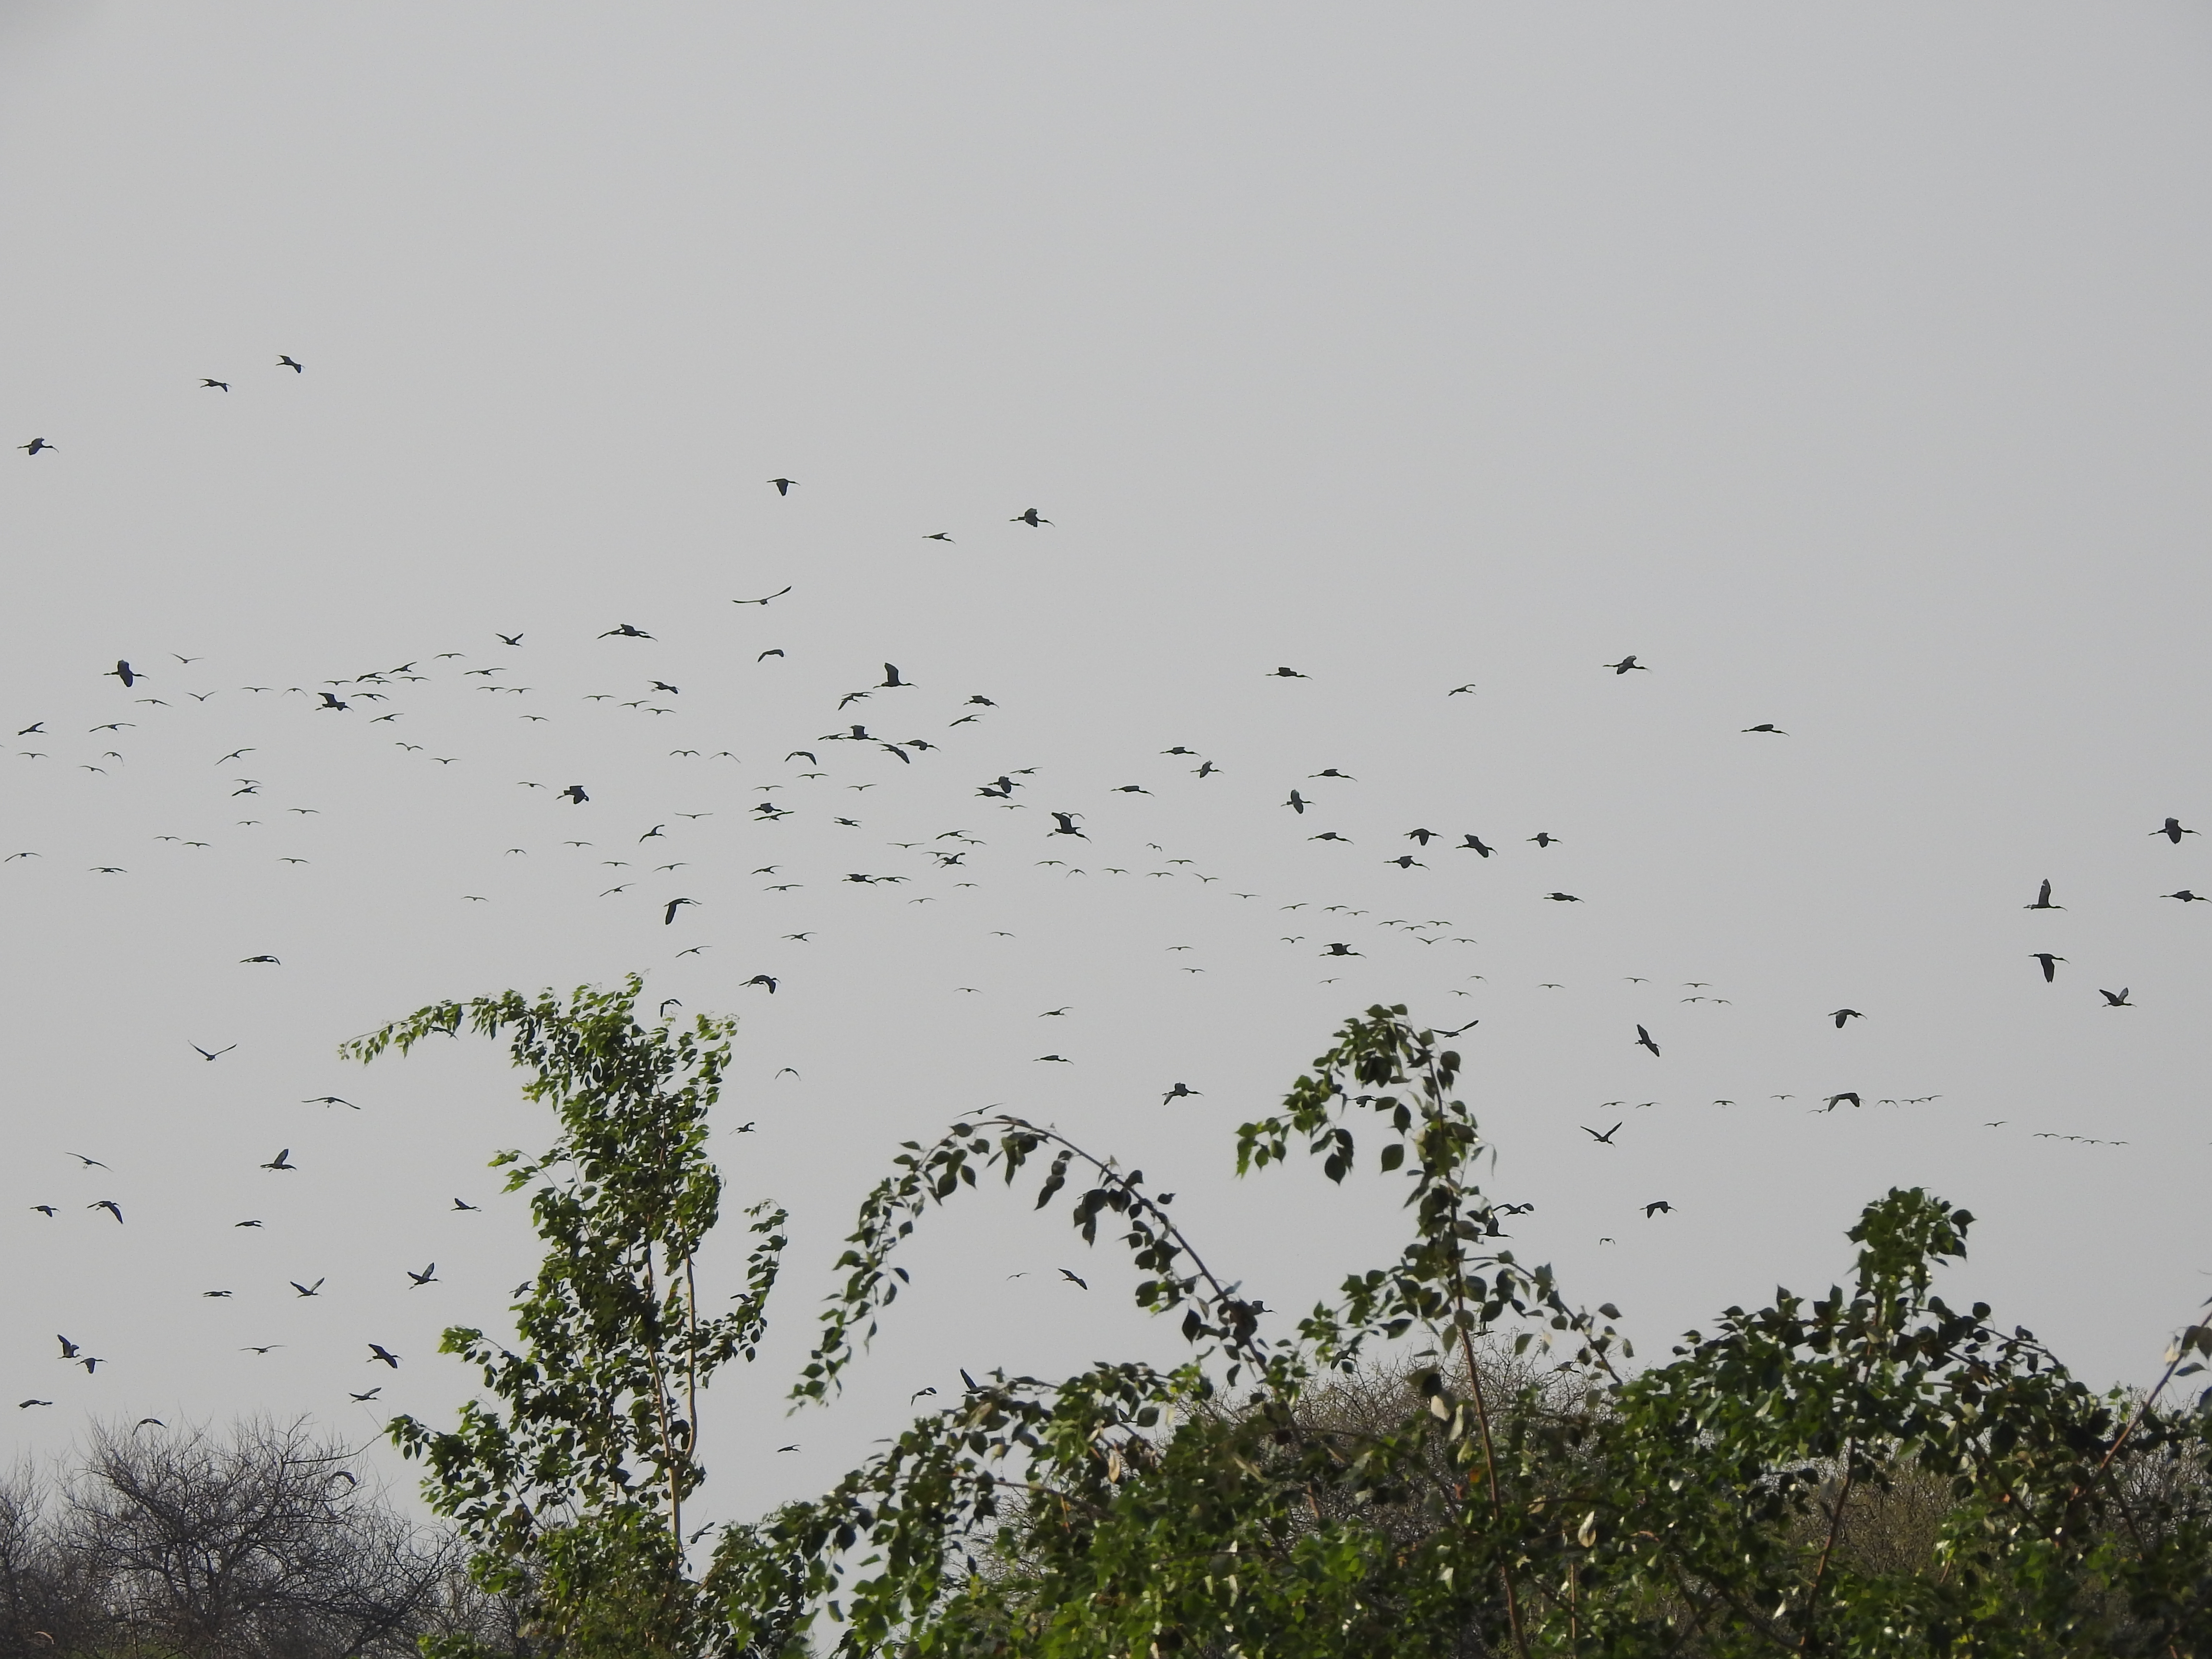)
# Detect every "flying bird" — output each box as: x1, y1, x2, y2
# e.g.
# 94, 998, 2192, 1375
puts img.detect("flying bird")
663, 897, 697, 925
291, 1280, 325, 1298
192, 1043, 236, 1061
406, 1263, 438, 1286
1830, 1009, 1864, 1028
107, 660, 142, 686
200, 378, 228, 391
1162, 1082, 1201, 1103
2163, 890, 2206, 903
1742, 723, 1786, 734
276, 355, 303, 372
2030, 953, 2064, 982
89, 1201, 123, 1223
733, 587, 793, 606
2024, 880, 2062, 910
1268, 666, 1309, 679
768, 478, 797, 495
2099, 987, 2131, 1007
1010, 508, 1051, 526
560, 784, 589, 804
20, 438, 54, 455
366, 1345, 401, 1368
1058, 1269, 1089, 1289
1635, 1025, 1660, 1058
1583, 1124, 1623, 1144
2152, 817, 2197, 843
1602, 656, 1648, 674
1643, 1200, 1674, 1216
599, 624, 654, 639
